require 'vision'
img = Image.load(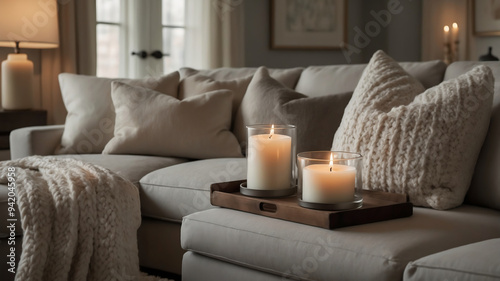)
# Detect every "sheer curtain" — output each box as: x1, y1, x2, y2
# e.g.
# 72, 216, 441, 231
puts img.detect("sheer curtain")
40, 0, 96, 124
185, 0, 245, 69
41, 0, 243, 123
